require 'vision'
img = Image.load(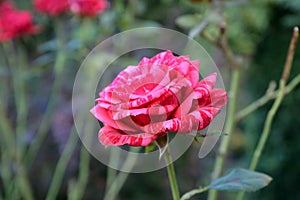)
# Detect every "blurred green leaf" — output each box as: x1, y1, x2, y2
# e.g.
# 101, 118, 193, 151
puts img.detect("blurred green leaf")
207, 11, 225, 25
176, 14, 203, 29
209, 168, 272, 192
38, 40, 57, 52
